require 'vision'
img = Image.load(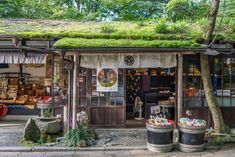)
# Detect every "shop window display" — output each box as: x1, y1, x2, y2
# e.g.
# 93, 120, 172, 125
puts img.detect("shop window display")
183, 55, 235, 107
